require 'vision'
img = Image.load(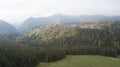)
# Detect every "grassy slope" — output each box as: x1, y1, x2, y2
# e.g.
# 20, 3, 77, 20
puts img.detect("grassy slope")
37, 55, 120, 67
